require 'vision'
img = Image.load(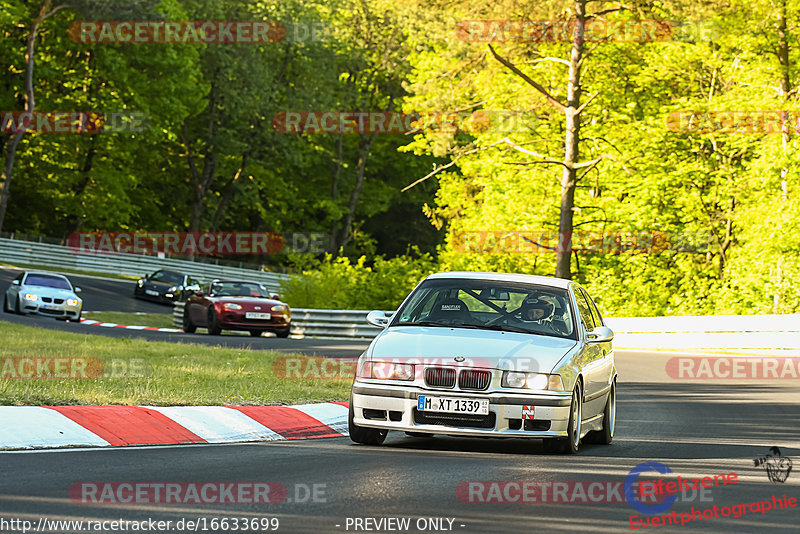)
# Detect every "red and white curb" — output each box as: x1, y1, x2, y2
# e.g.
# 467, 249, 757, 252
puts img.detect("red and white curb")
0, 402, 349, 450
79, 318, 183, 333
